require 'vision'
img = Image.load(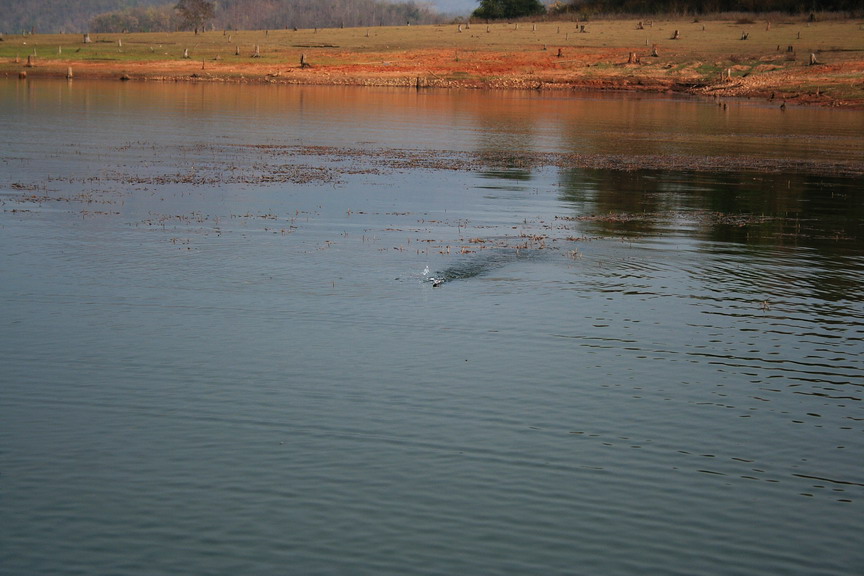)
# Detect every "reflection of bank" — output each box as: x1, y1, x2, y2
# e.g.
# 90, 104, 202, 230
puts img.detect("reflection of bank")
556, 167, 863, 268
474, 108, 538, 182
